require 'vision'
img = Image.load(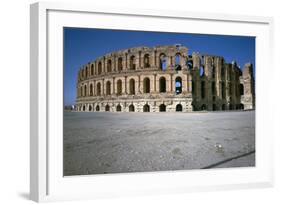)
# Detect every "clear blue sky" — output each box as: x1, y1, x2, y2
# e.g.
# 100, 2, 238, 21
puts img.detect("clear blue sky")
64, 27, 255, 106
